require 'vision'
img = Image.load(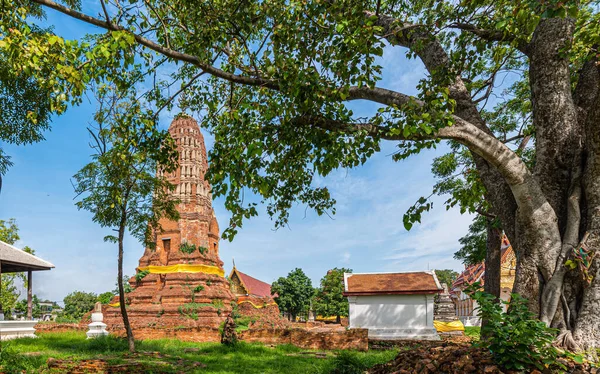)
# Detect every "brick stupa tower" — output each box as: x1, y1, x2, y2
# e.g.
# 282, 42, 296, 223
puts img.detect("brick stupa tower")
104, 116, 234, 335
